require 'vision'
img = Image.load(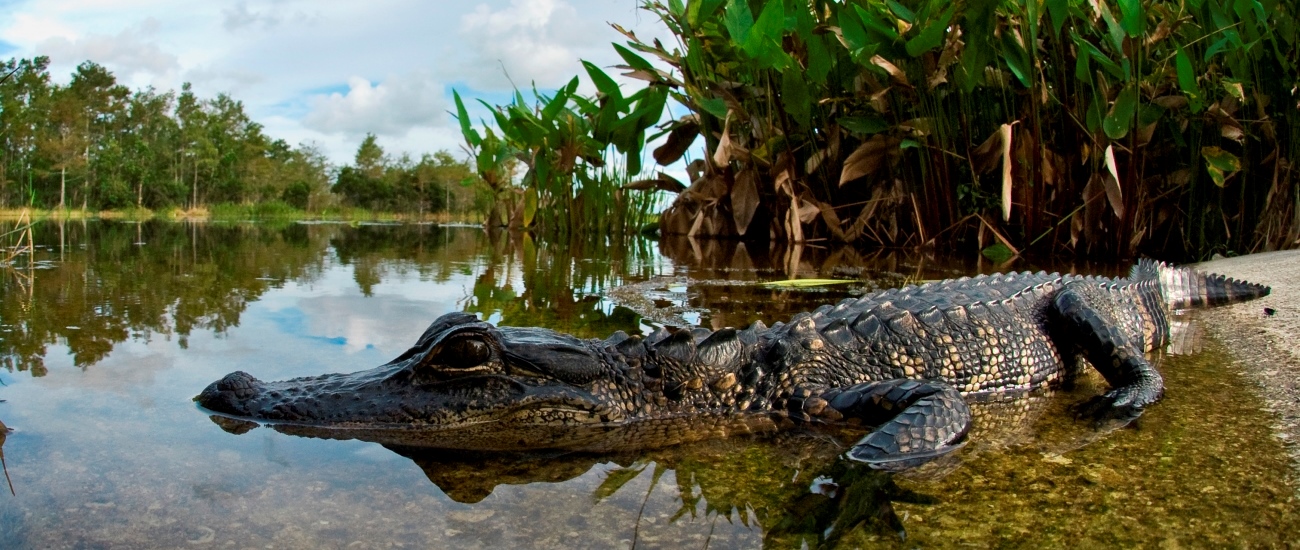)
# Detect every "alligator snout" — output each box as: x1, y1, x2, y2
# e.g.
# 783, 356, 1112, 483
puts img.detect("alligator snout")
195, 370, 265, 417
